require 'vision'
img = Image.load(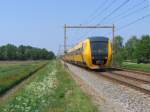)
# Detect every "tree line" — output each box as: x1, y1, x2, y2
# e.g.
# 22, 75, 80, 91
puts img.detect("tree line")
0, 44, 55, 60
113, 35, 150, 66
